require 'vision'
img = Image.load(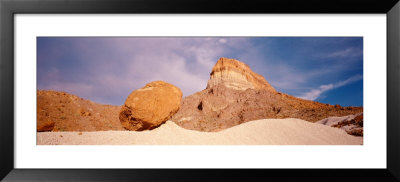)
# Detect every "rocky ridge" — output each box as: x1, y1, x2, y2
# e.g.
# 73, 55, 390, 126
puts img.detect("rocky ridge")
37, 90, 124, 132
